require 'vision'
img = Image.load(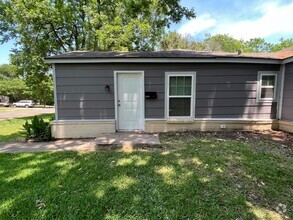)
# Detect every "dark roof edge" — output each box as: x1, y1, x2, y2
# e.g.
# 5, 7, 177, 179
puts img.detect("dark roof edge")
283, 57, 293, 64
45, 57, 282, 64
